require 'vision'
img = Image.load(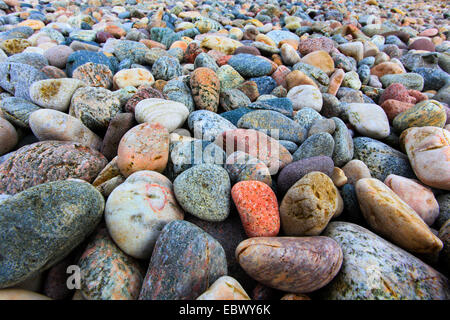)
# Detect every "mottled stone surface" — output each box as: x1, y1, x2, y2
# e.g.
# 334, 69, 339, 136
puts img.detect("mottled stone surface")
0, 141, 107, 195
318, 222, 450, 300
0, 180, 104, 288
139, 220, 227, 300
